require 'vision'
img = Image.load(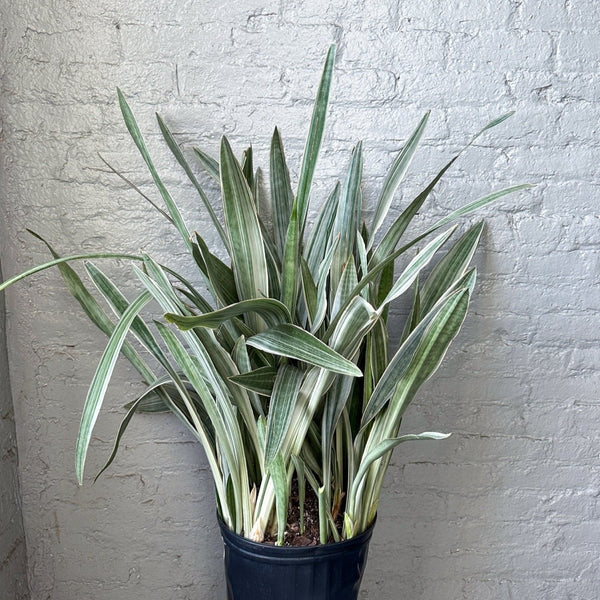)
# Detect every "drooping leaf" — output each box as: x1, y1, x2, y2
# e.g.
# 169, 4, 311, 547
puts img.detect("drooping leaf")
76, 291, 153, 484
350, 432, 451, 500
